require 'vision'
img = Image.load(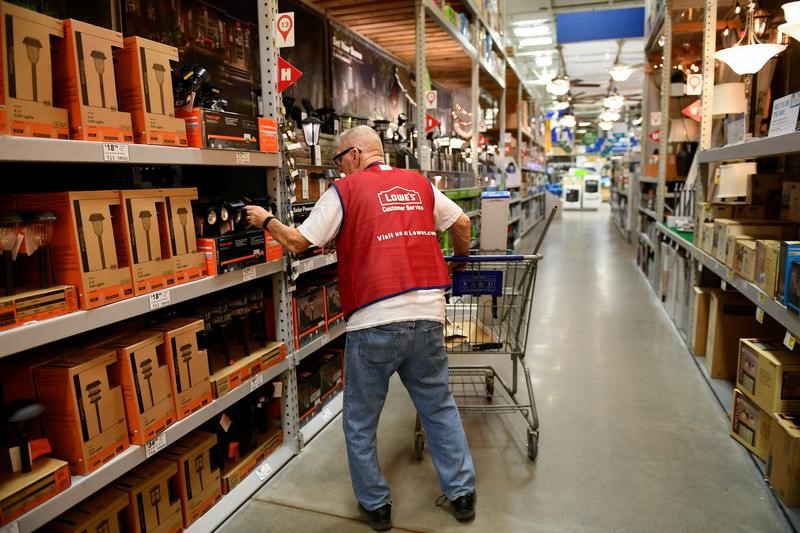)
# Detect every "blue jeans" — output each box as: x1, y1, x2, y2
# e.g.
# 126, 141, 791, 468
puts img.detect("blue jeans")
343, 320, 476, 511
